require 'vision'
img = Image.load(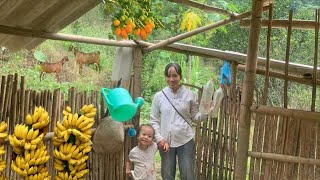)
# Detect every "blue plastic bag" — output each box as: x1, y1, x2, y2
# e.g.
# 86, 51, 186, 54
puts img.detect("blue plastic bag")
220, 61, 232, 86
